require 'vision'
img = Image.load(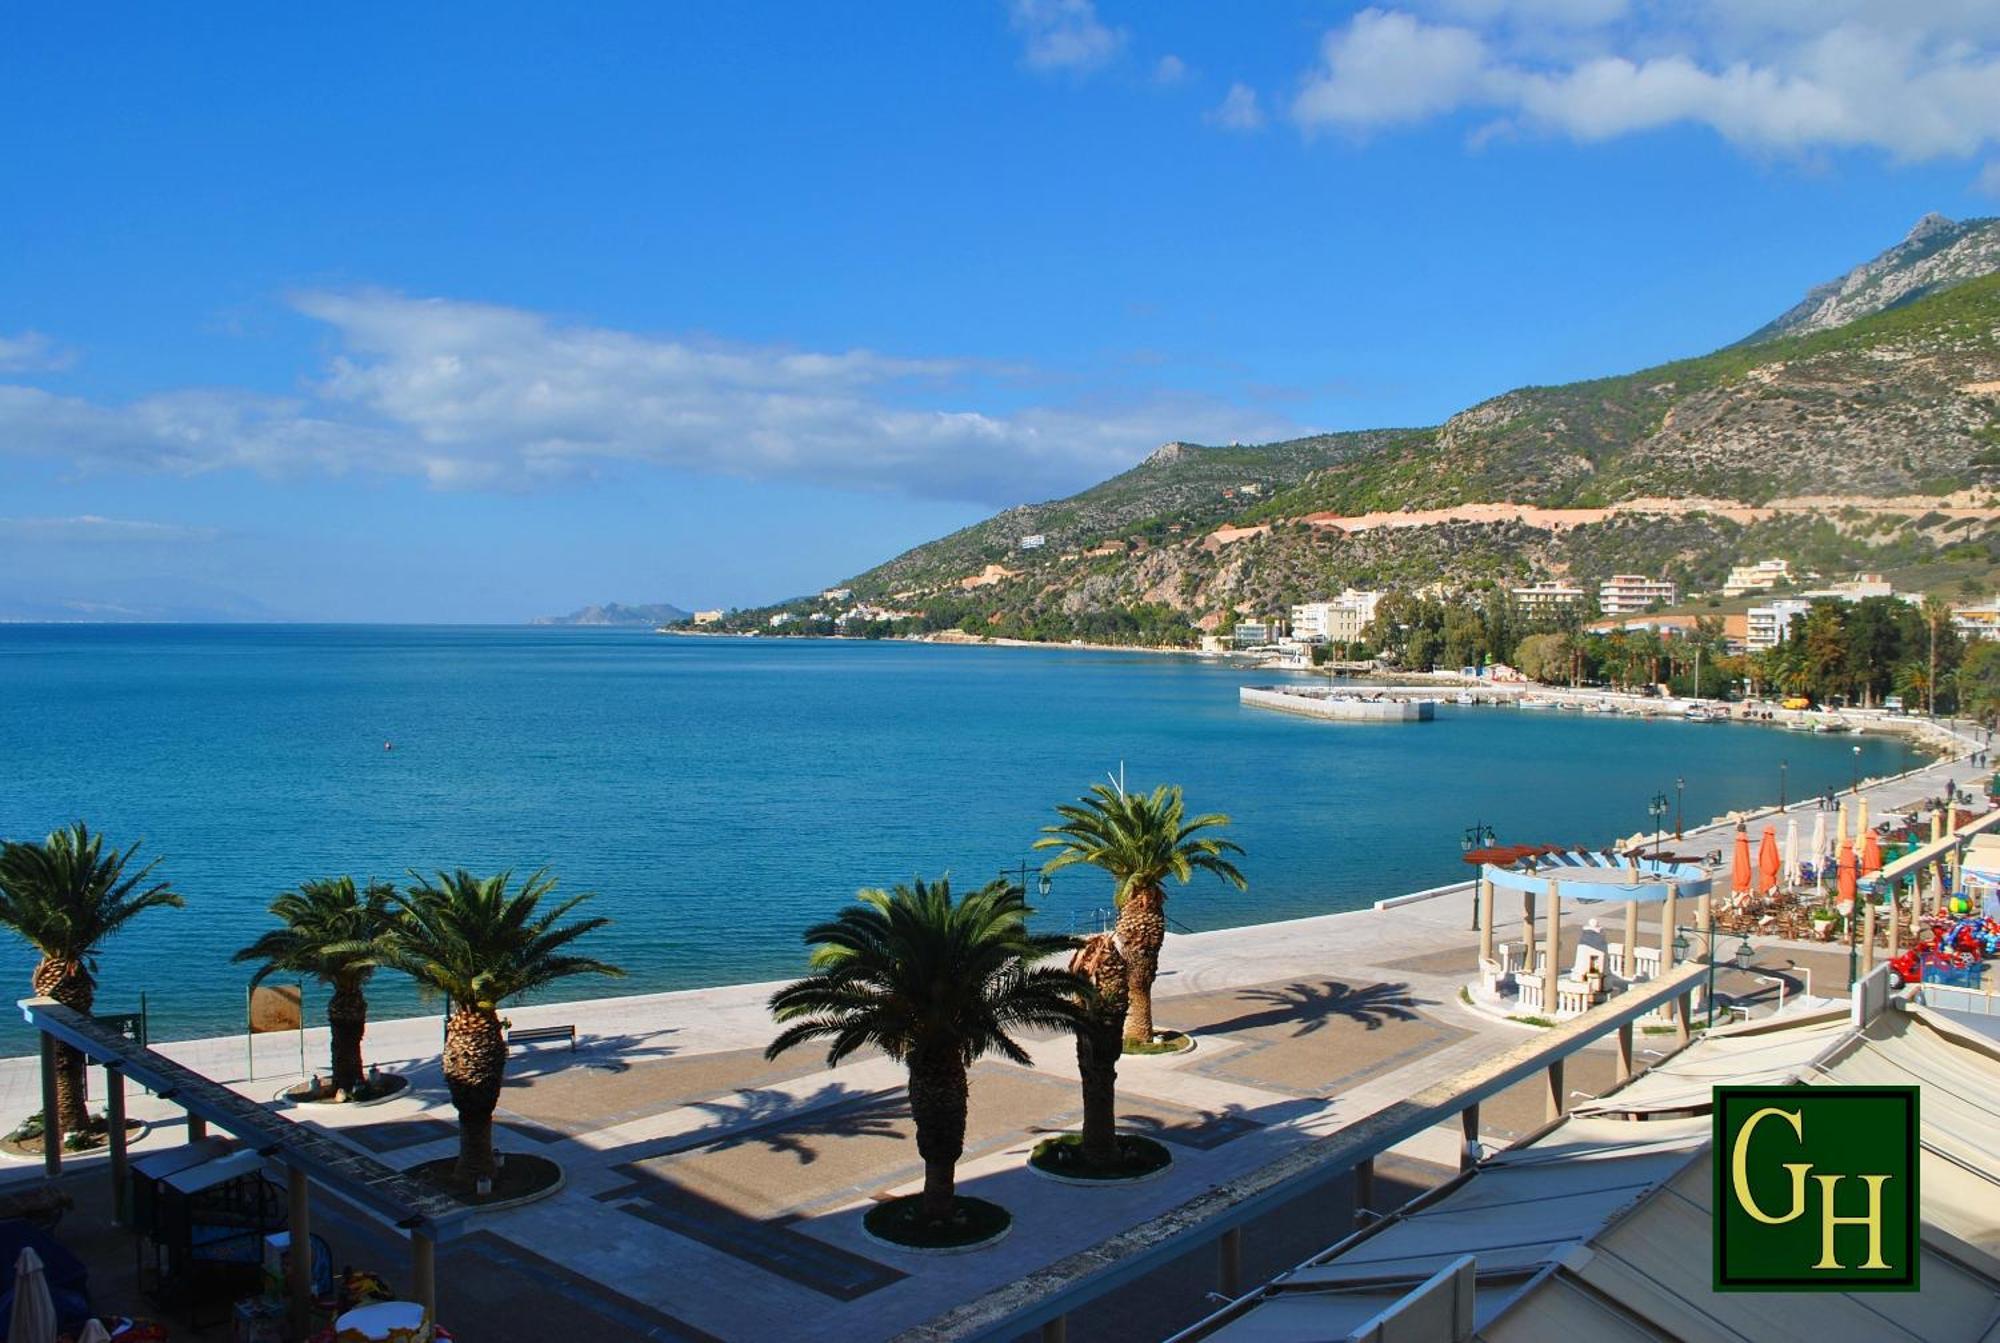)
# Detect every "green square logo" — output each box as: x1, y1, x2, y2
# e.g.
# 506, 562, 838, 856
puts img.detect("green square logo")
1713, 1085, 1920, 1292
